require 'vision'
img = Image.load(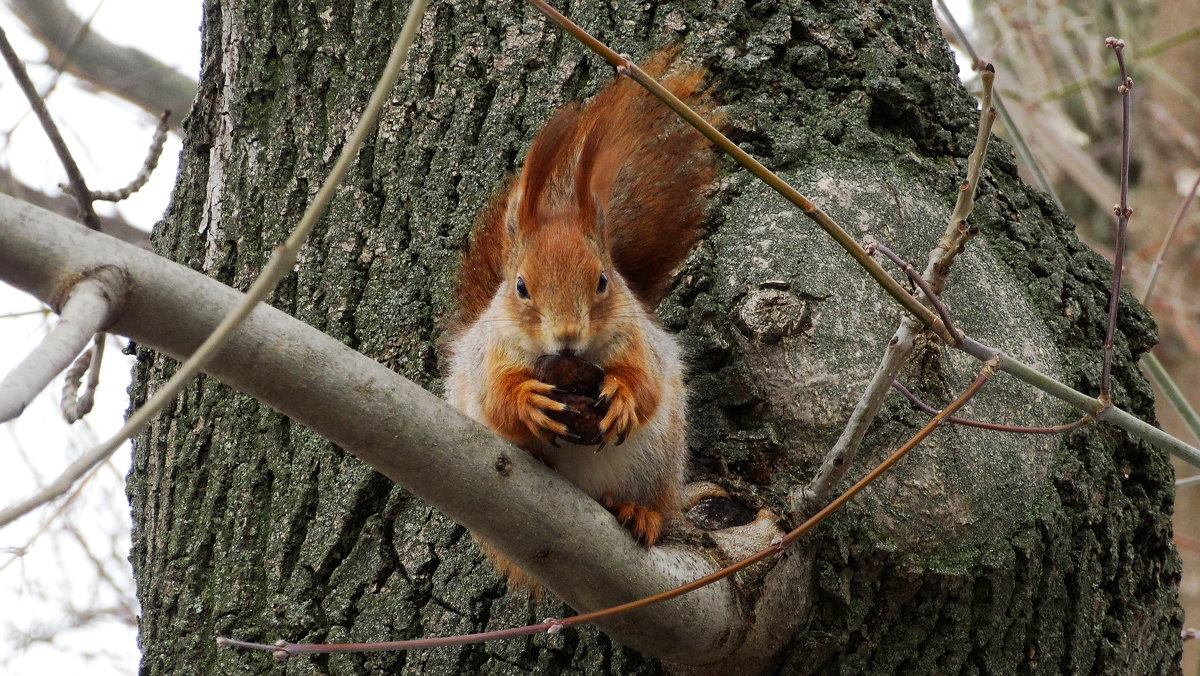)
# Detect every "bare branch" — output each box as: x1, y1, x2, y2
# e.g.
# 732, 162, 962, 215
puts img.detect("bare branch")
1143, 352, 1200, 445
932, 0, 1063, 209
928, 64, 998, 295
0, 24, 99, 229
0, 268, 125, 423
891, 380, 1092, 434
60, 331, 106, 423
1176, 475, 1200, 489
868, 242, 961, 344
88, 112, 171, 203
1100, 37, 1133, 401
1141, 170, 1199, 305
1134, 171, 1200, 446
